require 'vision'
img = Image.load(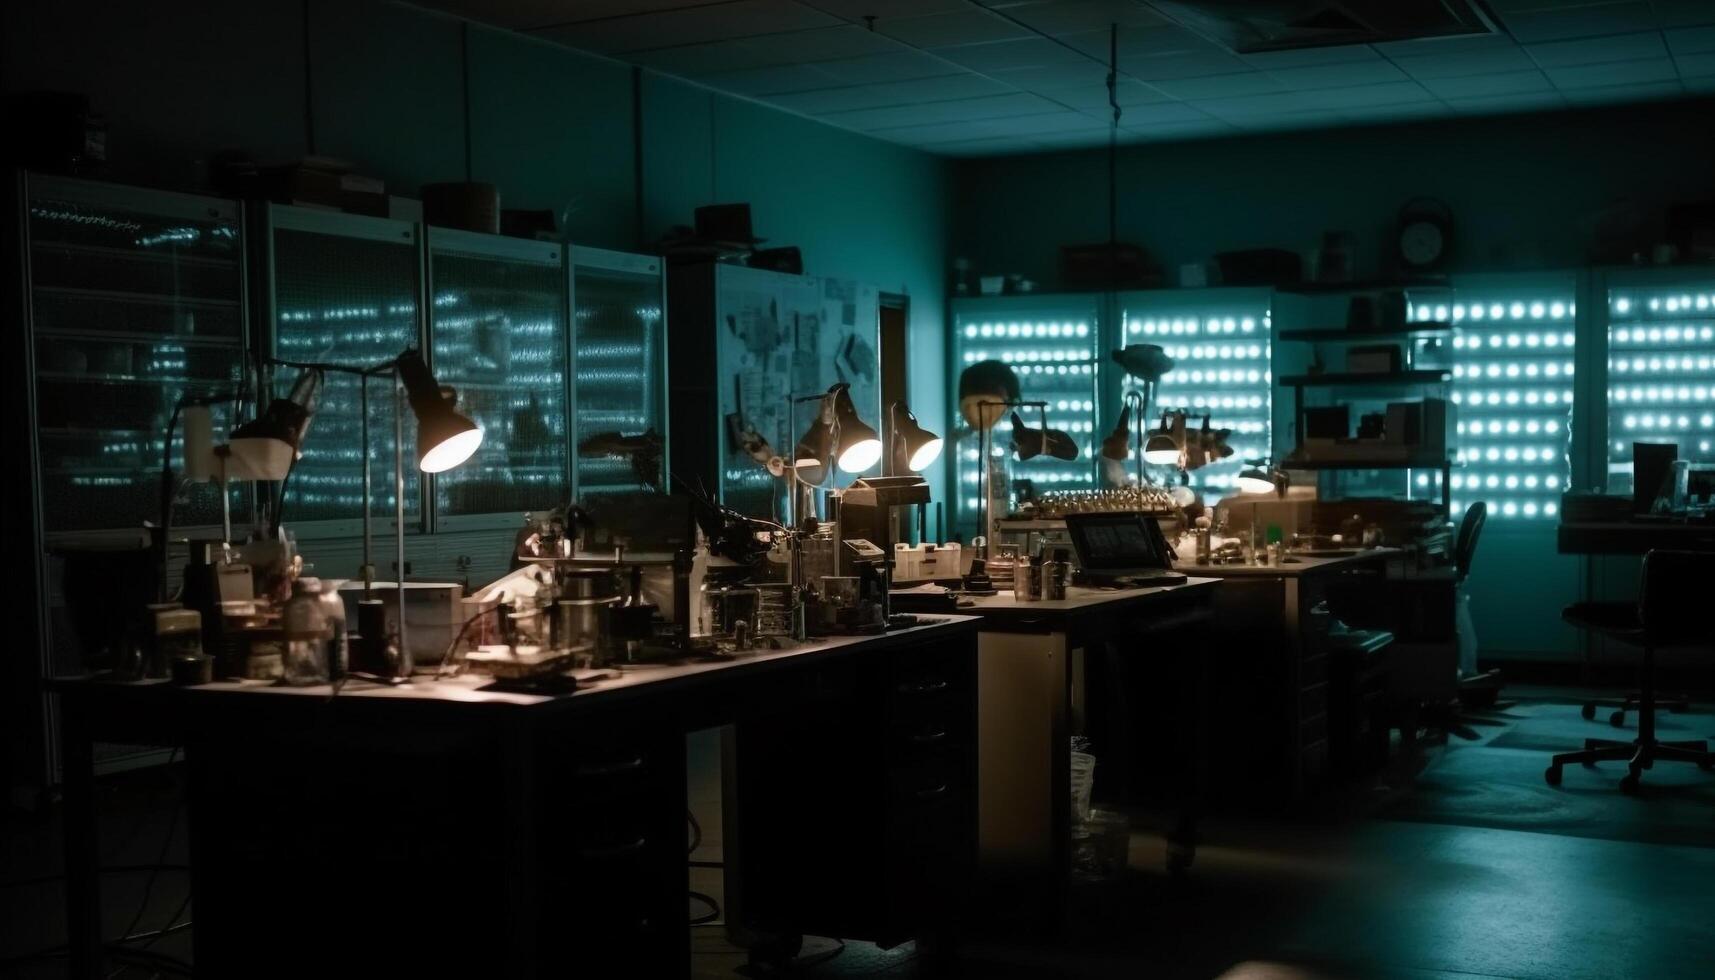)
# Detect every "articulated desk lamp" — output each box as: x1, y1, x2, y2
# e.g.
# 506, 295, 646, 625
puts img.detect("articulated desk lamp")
258, 348, 483, 677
